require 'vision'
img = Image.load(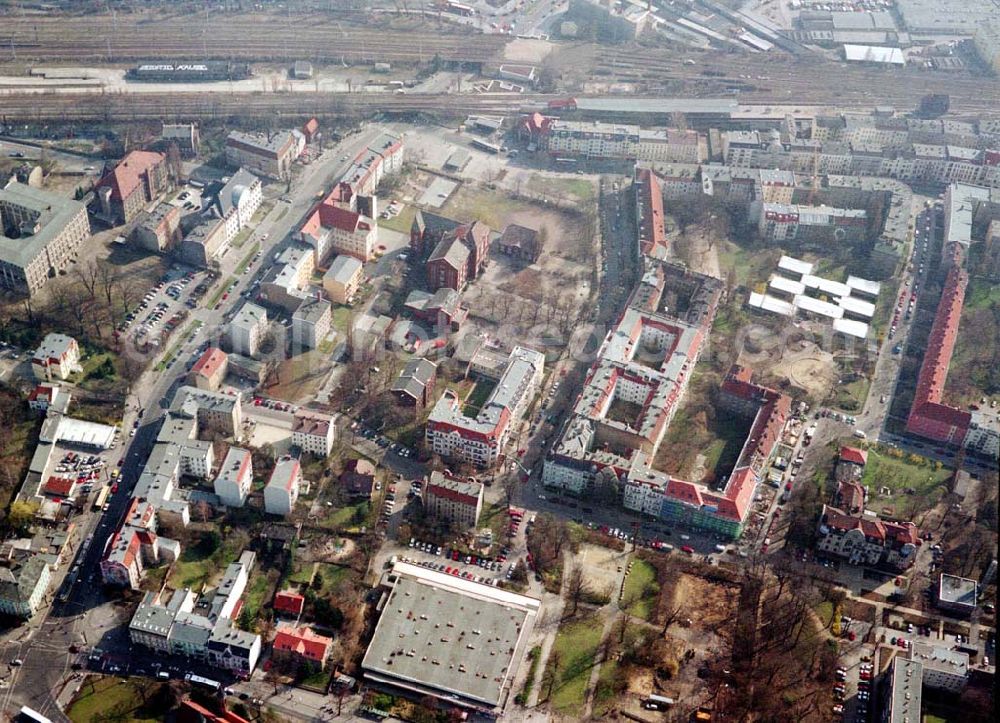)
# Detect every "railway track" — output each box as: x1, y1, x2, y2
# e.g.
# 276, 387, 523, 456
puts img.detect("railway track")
0, 91, 552, 123
0, 11, 505, 65
592, 47, 1000, 114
